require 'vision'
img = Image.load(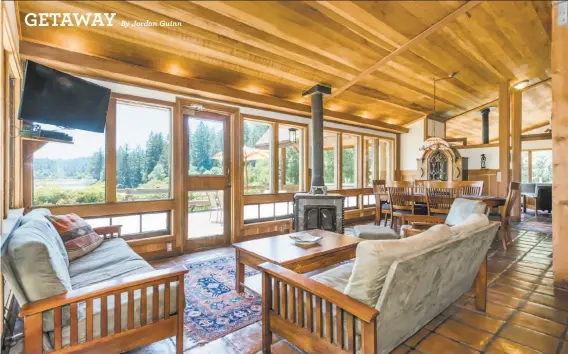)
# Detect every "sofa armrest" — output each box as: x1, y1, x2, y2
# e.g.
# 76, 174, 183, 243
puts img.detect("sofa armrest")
258, 262, 379, 323
19, 265, 188, 317
93, 224, 122, 238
